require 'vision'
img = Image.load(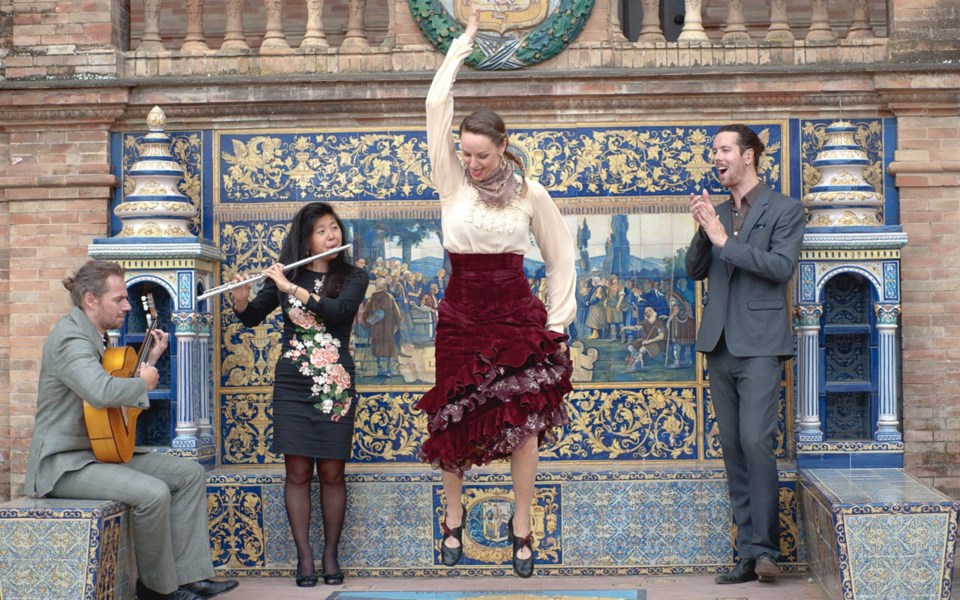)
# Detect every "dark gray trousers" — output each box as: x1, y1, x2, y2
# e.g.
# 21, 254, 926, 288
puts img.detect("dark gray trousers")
707, 337, 782, 560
